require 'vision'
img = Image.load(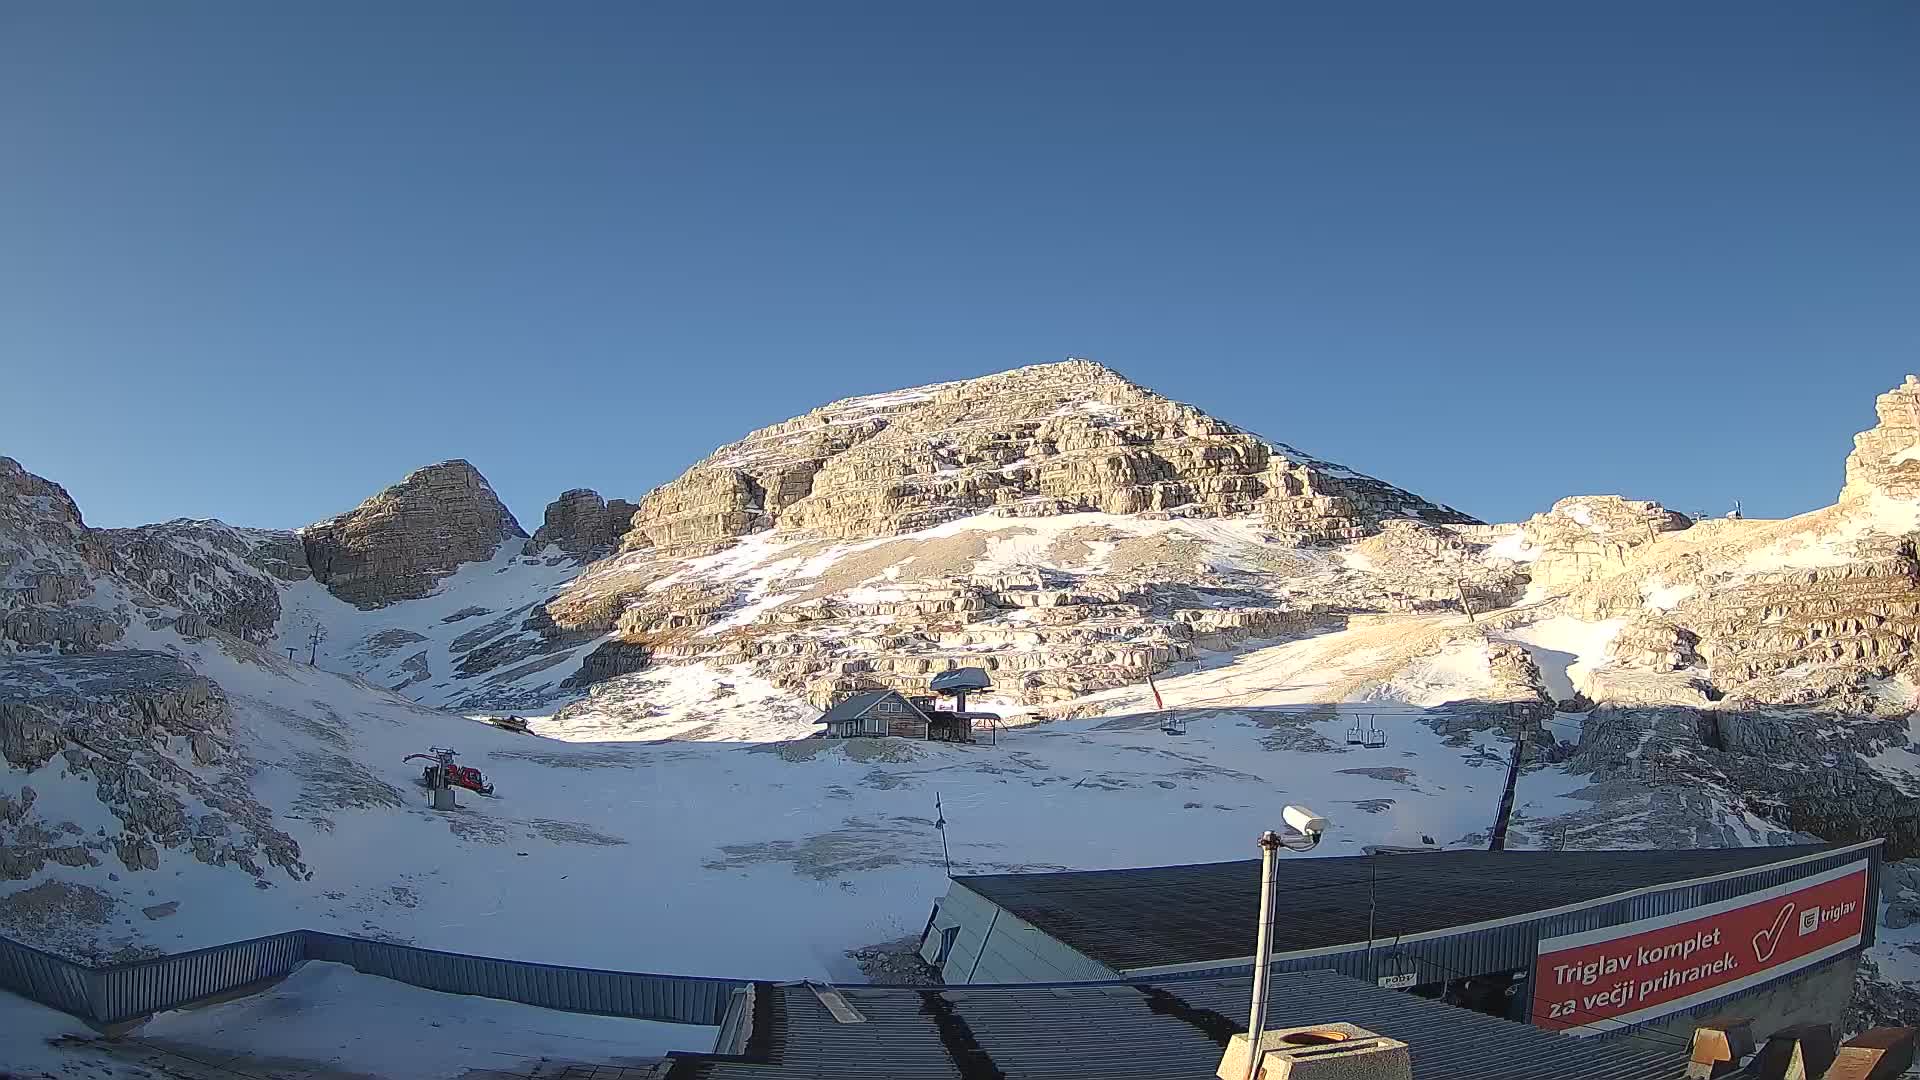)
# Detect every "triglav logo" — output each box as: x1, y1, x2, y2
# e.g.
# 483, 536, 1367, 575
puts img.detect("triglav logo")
1797, 907, 1821, 937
